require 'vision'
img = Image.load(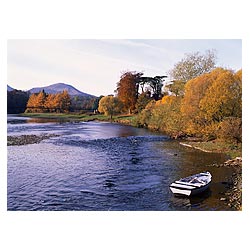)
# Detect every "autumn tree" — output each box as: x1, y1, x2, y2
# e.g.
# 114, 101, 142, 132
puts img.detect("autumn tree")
164, 80, 185, 97
116, 71, 143, 114
200, 69, 242, 123
25, 90, 71, 113
36, 90, 47, 111
45, 94, 56, 112
98, 95, 123, 119
180, 68, 224, 135
137, 96, 184, 138
26, 93, 39, 112
217, 117, 242, 143
57, 90, 71, 112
